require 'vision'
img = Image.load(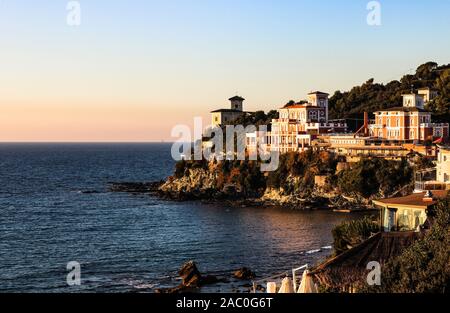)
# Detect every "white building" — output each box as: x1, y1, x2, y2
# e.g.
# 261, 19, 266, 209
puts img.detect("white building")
437, 146, 450, 185
245, 130, 271, 156
417, 87, 438, 103
211, 96, 246, 127
270, 91, 347, 153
